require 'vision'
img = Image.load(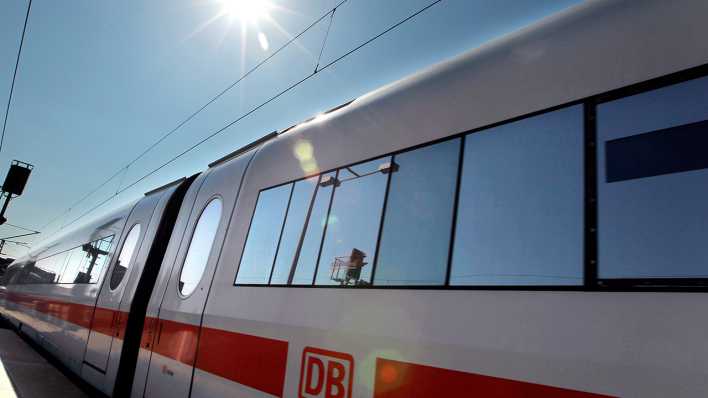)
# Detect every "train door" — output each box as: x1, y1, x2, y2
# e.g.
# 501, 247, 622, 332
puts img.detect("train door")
109, 178, 197, 397
128, 174, 205, 398
82, 196, 158, 390
142, 153, 253, 398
